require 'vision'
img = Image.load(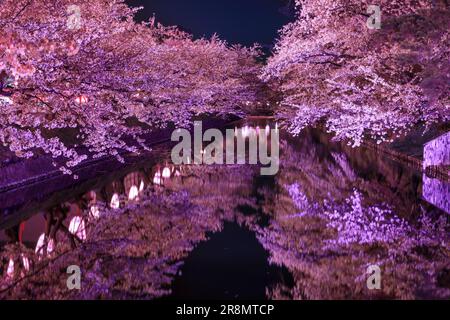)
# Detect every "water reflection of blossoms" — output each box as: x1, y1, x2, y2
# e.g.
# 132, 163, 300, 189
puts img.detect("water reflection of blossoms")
254, 130, 449, 299
1, 123, 449, 299
257, 182, 449, 299
285, 183, 412, 246
0, 162, 256, 299
286, 183, 448, 248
